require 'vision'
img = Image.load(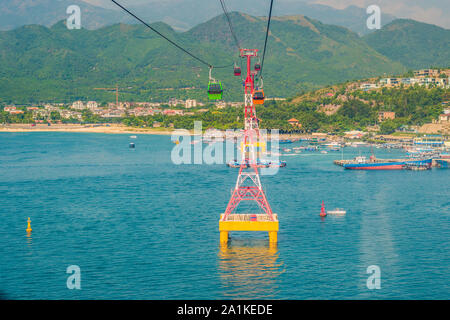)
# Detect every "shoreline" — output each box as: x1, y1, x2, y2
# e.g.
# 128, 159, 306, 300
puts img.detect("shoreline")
0, 124, 420, 142
0, 124, 176, 135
